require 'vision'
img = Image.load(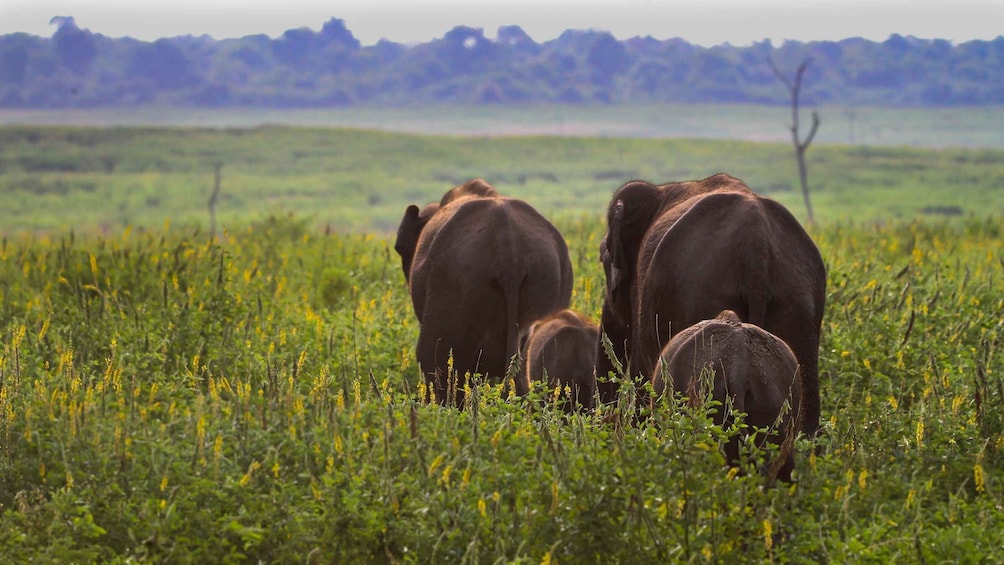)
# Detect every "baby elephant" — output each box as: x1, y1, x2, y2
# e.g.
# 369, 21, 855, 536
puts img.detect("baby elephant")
654, 310, 802, 482
522, 309, 599, 410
